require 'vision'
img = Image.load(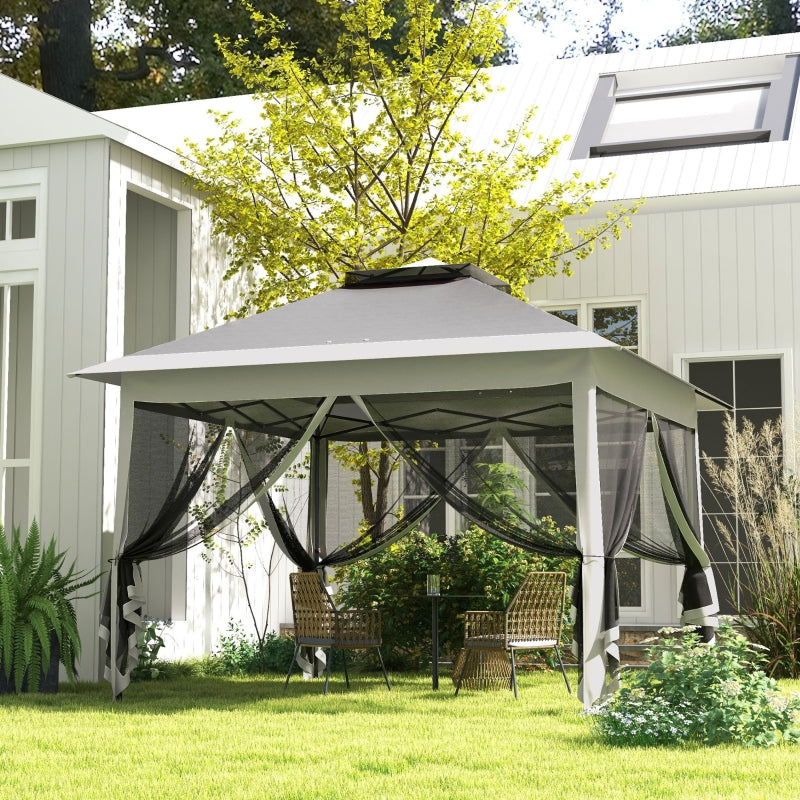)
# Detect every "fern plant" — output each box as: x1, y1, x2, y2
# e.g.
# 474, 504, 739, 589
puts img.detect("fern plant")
0, 520, 100, 693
